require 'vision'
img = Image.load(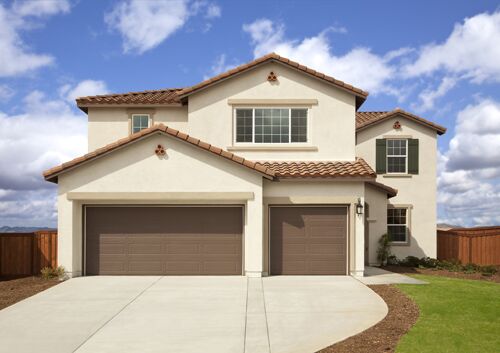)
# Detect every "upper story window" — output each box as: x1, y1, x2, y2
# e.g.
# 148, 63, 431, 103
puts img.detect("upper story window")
387, 139, 407, 173
131, 114, 150, 134
376, 138, 419, 175
235, 108, 308, 144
